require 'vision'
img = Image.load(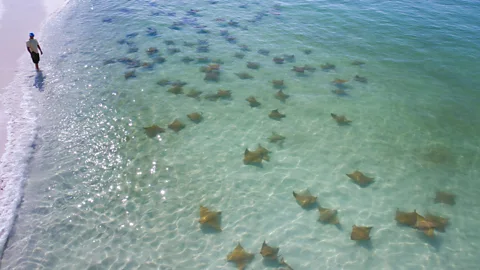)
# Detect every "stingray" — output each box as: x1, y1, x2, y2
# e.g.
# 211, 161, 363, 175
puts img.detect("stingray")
423, 145, 454, 164
255, 144, 271, 161
197, 45, 210, 53
425, 213, 449, 232
259, 241, 279, 260
234, 52, 246, 59
186, 89, 203, 98
273, 57, 284, 64
227, 243, 254, 270
274, 90, 290, 102
247, 62, 260, 69
120, 58, 141, 68
143, 125, 165, 138
331, 113, 352, 125
293, 189, 317, 208
103, 59, 116, 65
346, 170, 374, 186
197, 57, 211, 64
269, 109, 286, 120
204, 70, 220, 82
147, 26, 158, 36
187, 9, 200, 16
243, 145, 270, 165
318, 206, 339, 225
154, 56, 166, 64
217, 89, 231, 99
200, 64, 220, 73
268, 132, 285, 144
351, 225, 373, 240
354, 75, 368, 83
235, 72, 254, 79
332, 78, 348, 84
246, 96, 261, 107
167, 48, 181, 55
351, 60, 365, 66
434, 191, 456, 205
205, 89, 231, 101
258, 49, 270, 56
291, 66, 305, 73
243, 148, 263, 165
181, 56, 195, 63
395, 209, 418, 227
147, 27, 157, 36
183, 41, 196, 47
164, 40, 175, 46
331, 89, 348, 96
302, 48, 313, 55
415, 213, 436, 237
199, 205, 222, 231
226, 36, 236, 43
228, 20, 240, 27
168, 119, 185, 132
187, 112, 203, 123
169, 22, 183, 30
272, 80, 285, 89
239, 44, 250, 51
124, 70, 136, 79
321, 63, 335, 71
146, 47, 158, 55
197, 29, 210, 34
157, 79, 171, 86
141, 62, 154, 69
167, 85, 184, 95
